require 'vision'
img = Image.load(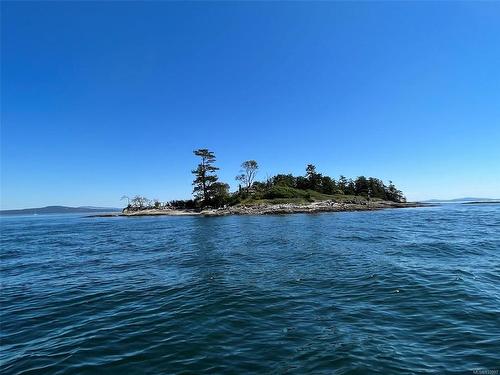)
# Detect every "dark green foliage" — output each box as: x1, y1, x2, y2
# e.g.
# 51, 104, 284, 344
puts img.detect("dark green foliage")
210, 182, 230, 208
252, 181, 268, 191
321, 176, 337, 195
271, 174, 296, 187
226, 192, 245, 206
238, 163, 405, 203
192, 149, 220, 206
305, 164, 322, 191
368, 178, 387, 200
354, 176, 369, 196
295, 176, 309, 190
345, 179, 356, 195
385, 180, 405, 202
338, 175, 348, 194
263, 186, 311, 200
168, 199, 197, 209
